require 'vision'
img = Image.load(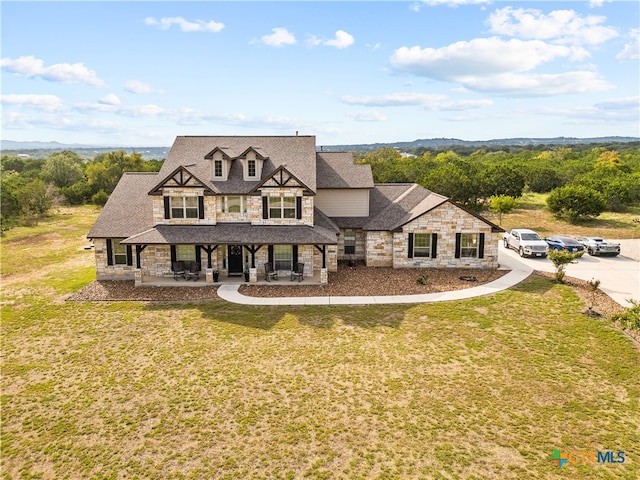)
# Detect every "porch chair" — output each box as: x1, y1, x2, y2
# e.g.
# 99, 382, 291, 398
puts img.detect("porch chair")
264, 262, 278, 282
291, 262, 304, 282
187, 261, 200, 281
172, 261, 185, 280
